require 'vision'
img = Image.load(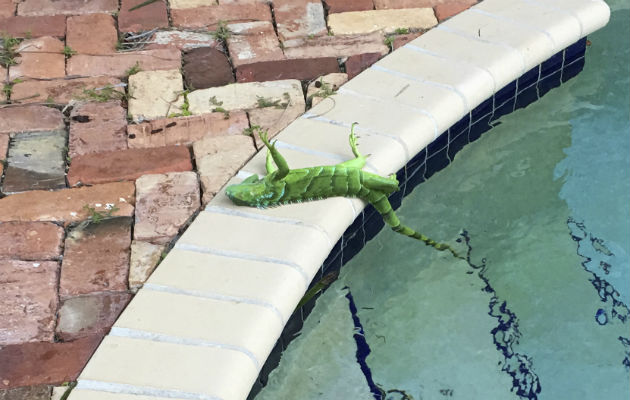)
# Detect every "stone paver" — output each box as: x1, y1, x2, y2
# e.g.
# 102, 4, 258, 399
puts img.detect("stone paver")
345, 52, 383, 78
306, 72, 348, 107
236, 57, 340, 82
227, 21, 284, 67
0, 15, 66, 38
66, 13, 118, 55
171, 3, 272, 29
183, 47, 234, 90
0, 260, 58, 346
194, 136, 257, 204
66, 48, 181, 78
17, 0, 118, 16
118, 0, 169, 33
435, 0, 477, 21
324, 0, 374, 14
128, 69, 185, 122
0, 0, 15, 18
69, 101, 128, 157
248, 97, 307, 147
67, 146, 193, 186
56, 292, 132, 341
9, 37, 65, 80
0, 105, 64, 135
134, 172, 200, 245
0, 182, 135, 223
187, 79, 304, 114
10, 76, 123, 105
2, 130, 66, 194
0, 385, 52, 400
59, 217, 132, 297
282, 31, 389, 59
0, 222, 64, 260
129, 240, 165, 289
373, 0, 437, 8
127, 111, 249, 149
145, 30, 220, 51
328, 8, 438, 35
274, 0, 327, 41
0, 335, 102, 388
